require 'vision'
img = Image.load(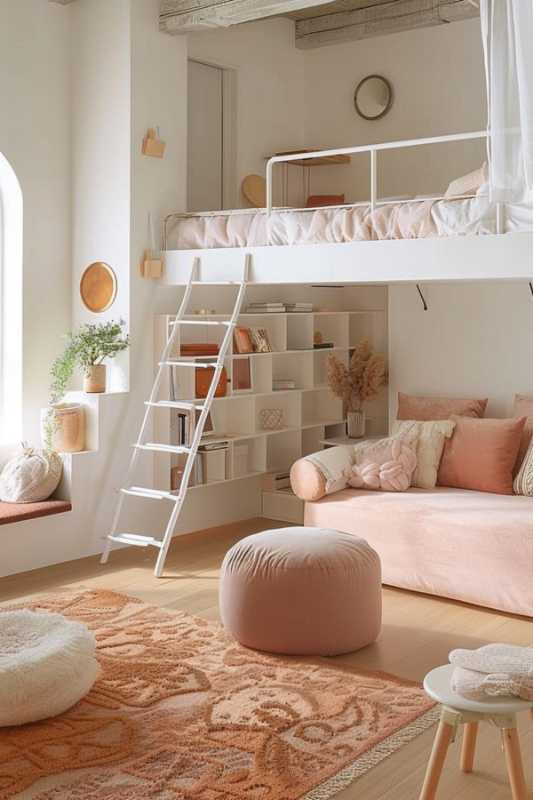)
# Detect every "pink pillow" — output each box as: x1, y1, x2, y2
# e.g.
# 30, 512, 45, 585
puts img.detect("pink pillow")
438, 416, 526, 495
397, 392, 488, 421
513, 395, 533, 474
349, 437, 417, 492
